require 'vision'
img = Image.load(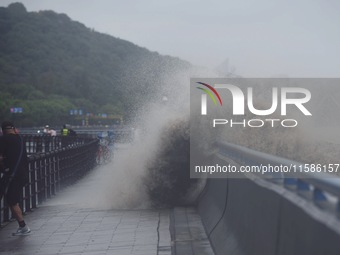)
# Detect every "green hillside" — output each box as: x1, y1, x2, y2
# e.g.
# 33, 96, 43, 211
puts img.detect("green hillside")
0, 3, 190, 127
